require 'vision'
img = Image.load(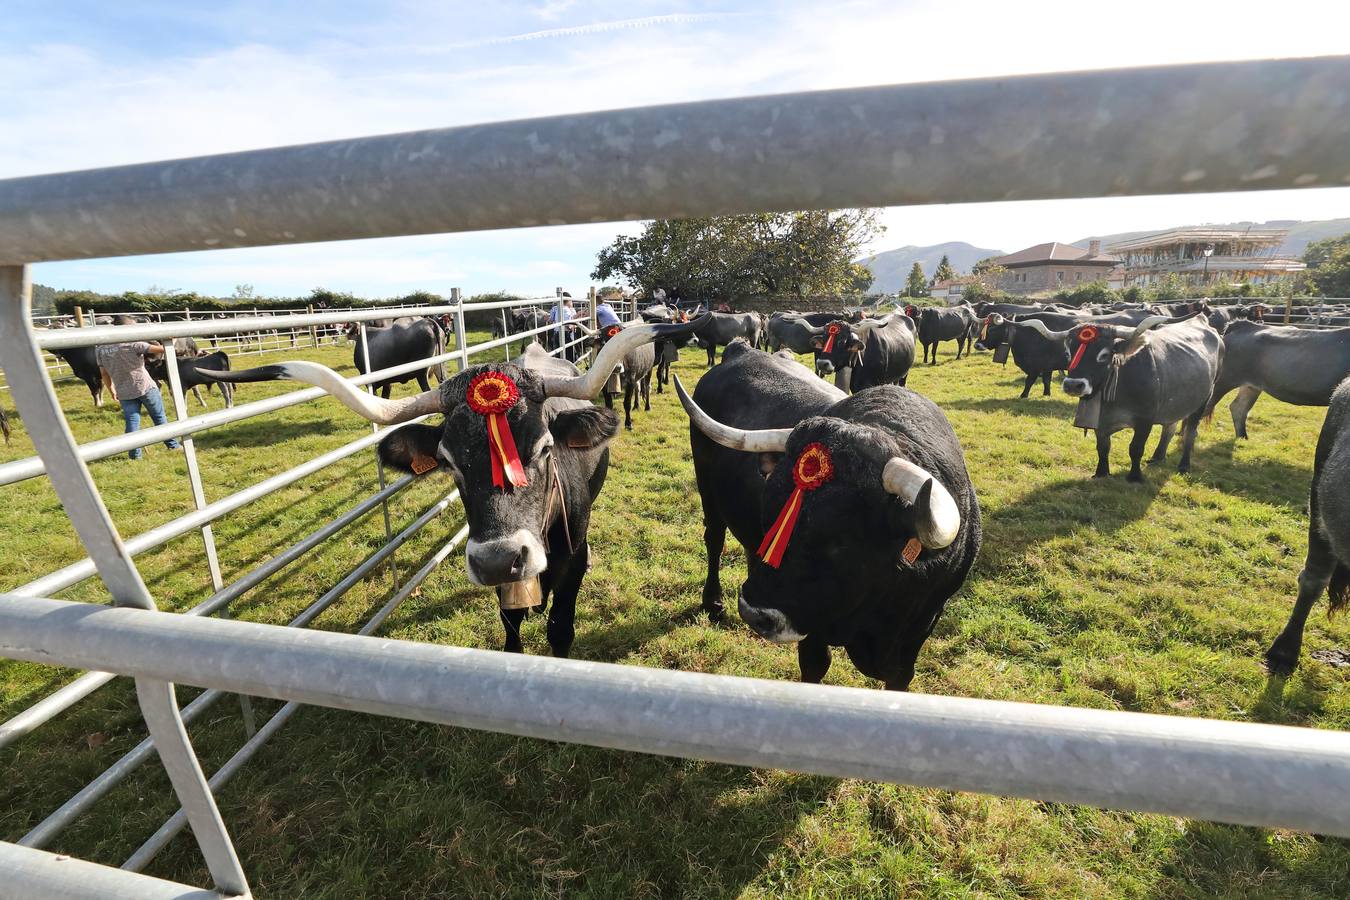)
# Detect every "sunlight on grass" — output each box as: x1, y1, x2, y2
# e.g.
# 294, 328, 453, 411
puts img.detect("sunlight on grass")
2, 337, 1348, 898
